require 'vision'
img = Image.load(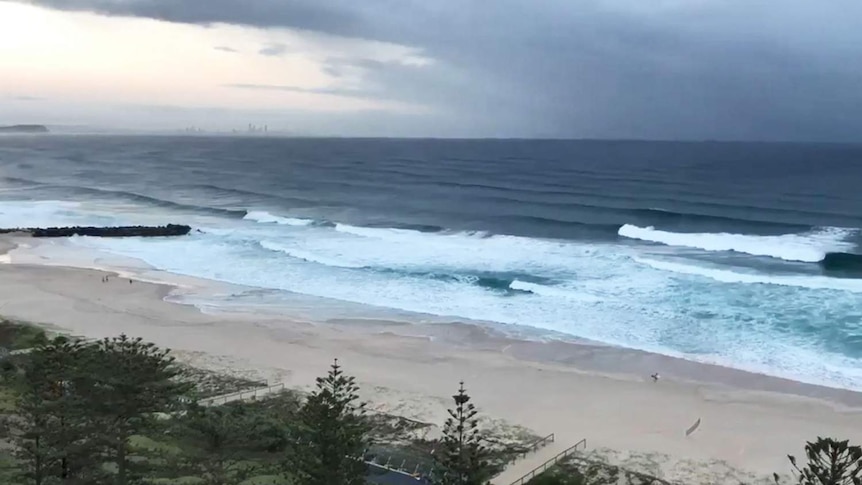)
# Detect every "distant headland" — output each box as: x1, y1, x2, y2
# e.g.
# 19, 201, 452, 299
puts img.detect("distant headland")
0, 124, 49, 134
